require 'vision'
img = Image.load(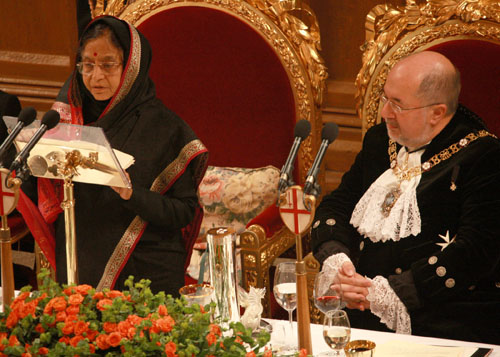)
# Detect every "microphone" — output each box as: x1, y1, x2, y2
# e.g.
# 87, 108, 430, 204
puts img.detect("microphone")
0, 106, 37, 165
9, 110, 60, 174
278, 119, 311, 192
303, 122, 339, 198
